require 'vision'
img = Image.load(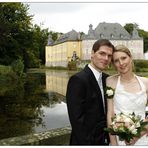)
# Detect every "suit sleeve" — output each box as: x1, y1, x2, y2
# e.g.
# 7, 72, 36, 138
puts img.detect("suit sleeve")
66, 75, 90, 144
